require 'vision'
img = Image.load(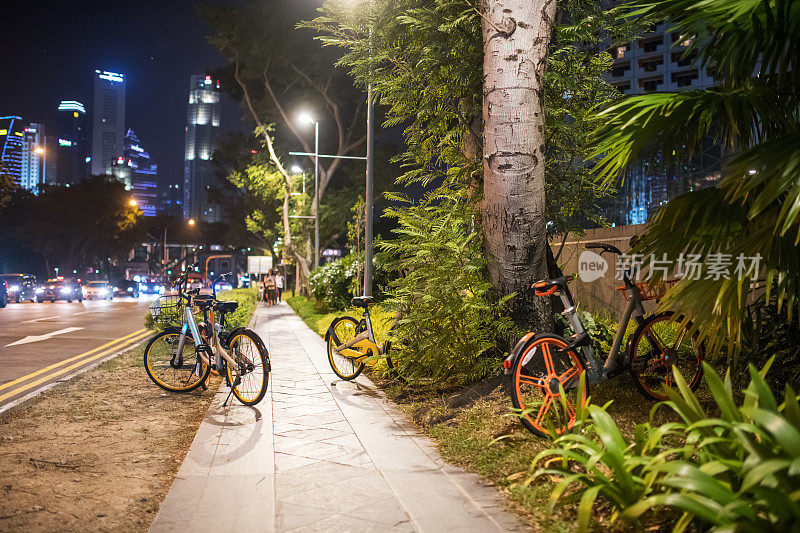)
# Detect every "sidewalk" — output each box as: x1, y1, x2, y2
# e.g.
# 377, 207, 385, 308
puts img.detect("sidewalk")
150, 302, 526, 532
